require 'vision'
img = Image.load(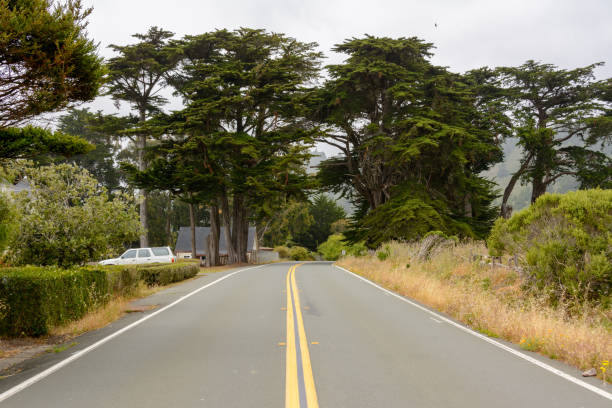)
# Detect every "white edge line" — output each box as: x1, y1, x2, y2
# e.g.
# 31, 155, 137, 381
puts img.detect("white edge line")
0, 264, 266, 403
334, 265, 612, 401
